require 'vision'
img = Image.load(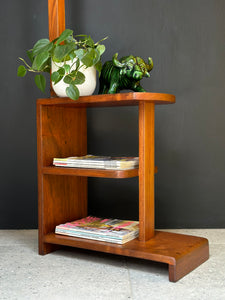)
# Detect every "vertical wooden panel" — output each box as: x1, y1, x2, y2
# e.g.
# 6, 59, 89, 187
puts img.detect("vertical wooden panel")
41, 105, 87, 166
43, 174, 87, 231
37, 101, 88, 254
48, 0, 65, 41
139, 102, 155, 241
